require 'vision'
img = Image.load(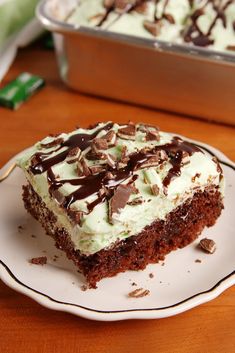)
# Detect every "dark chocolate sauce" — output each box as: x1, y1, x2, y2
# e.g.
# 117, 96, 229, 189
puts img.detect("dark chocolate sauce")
30, 123, 113, 175
37, 133, 200, 212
